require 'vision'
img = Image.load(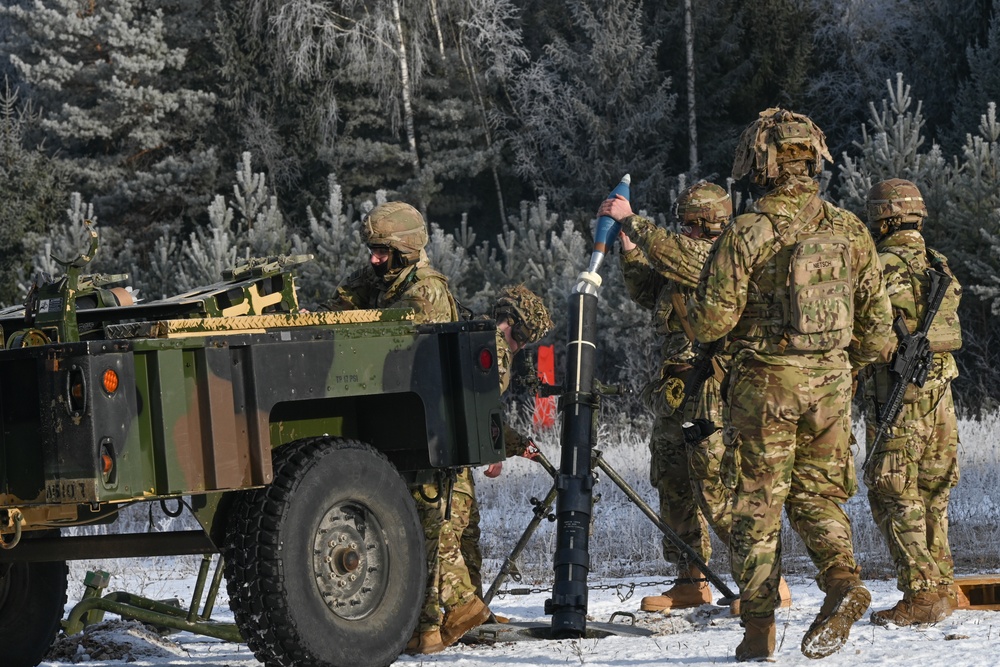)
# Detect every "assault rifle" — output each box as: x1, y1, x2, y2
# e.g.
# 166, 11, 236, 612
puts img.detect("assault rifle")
681, 337, 726, 445
862, 268, 951, 472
